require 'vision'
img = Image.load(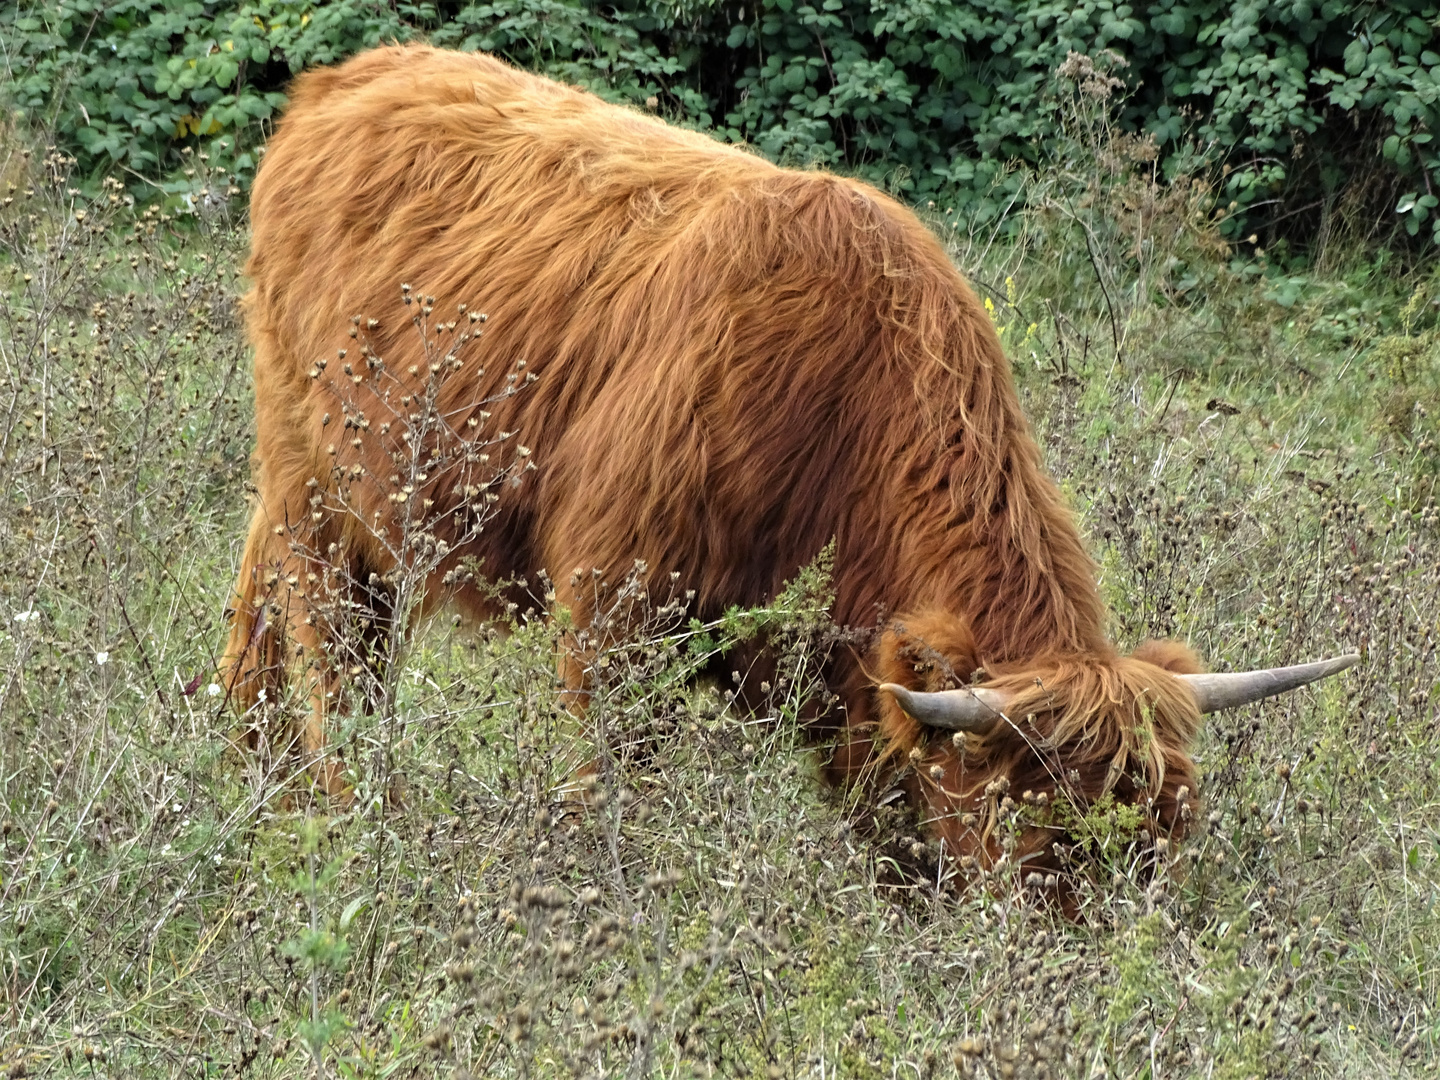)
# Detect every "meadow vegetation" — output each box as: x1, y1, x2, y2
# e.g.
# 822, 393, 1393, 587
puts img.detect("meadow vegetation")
1, 65, 1439, 1079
